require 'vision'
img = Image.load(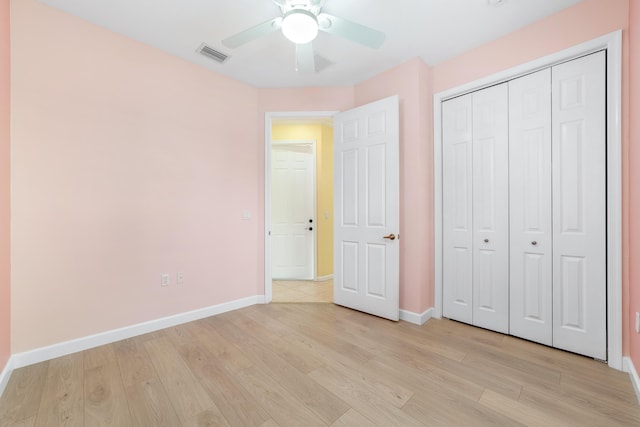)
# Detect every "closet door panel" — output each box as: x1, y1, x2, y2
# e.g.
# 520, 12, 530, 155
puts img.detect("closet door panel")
472, 83, 509, 334
442, 95, 473, 324
509, 69, 553, 345
552, 51, 606, 360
